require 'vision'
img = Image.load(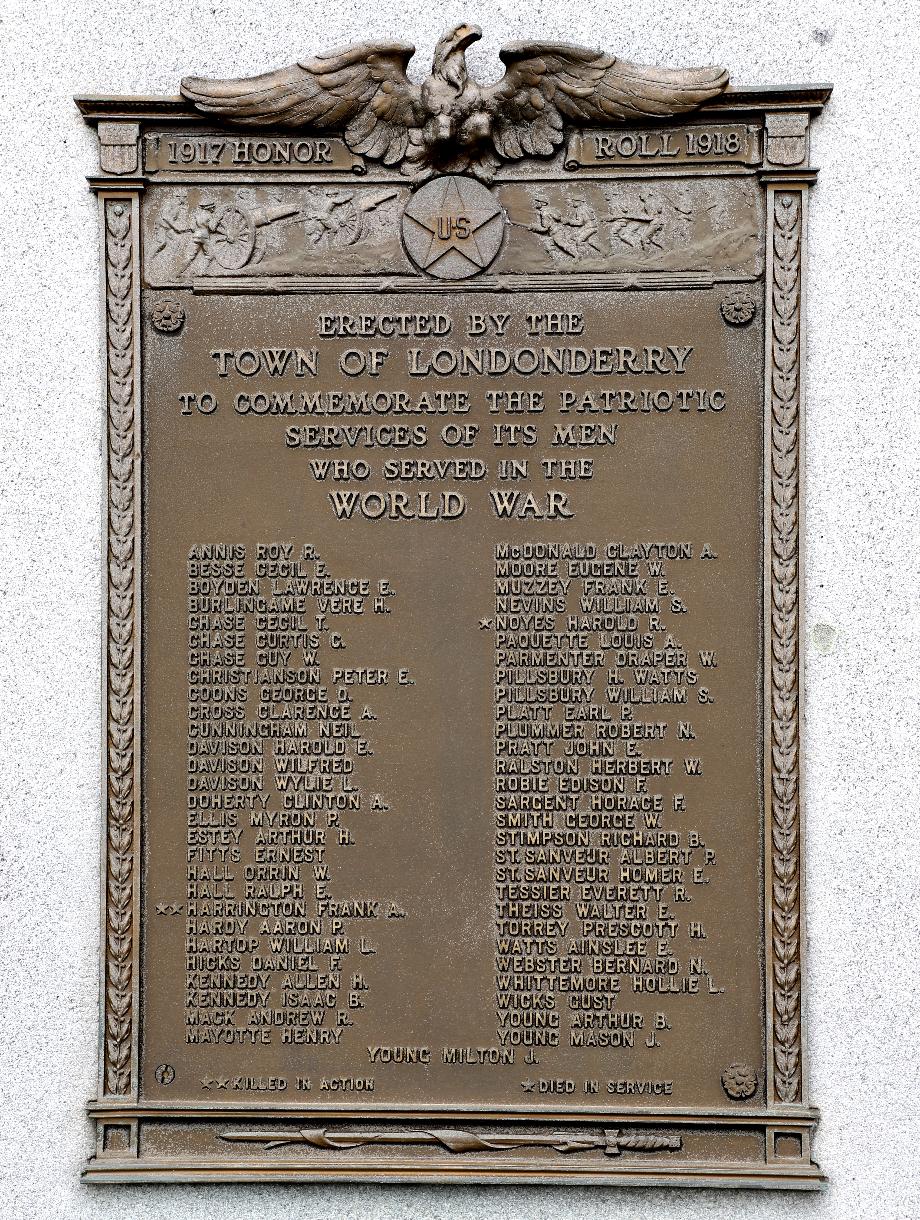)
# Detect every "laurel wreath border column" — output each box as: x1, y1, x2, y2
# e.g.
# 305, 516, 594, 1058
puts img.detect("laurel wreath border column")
765, 183, 808, 1106
100, 190, 142, 1099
